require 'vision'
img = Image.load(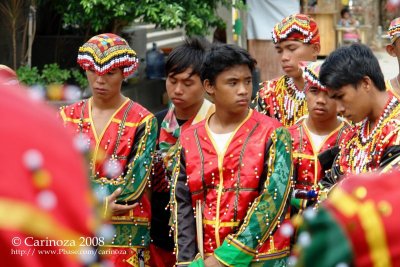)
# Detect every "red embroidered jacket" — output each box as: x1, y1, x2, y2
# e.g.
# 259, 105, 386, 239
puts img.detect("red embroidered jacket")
60, 98, 157, 249
172, 110, 294, 266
